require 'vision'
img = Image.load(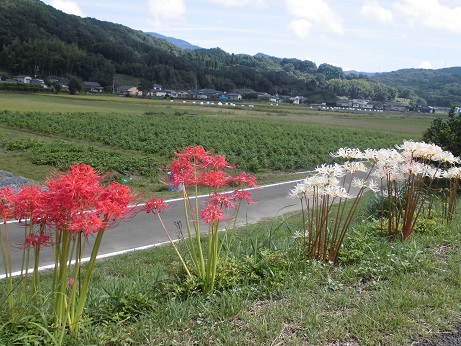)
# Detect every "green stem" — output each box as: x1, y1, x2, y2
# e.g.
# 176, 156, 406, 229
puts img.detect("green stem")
0, 221, 14, 312
73, 226, 106, 329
